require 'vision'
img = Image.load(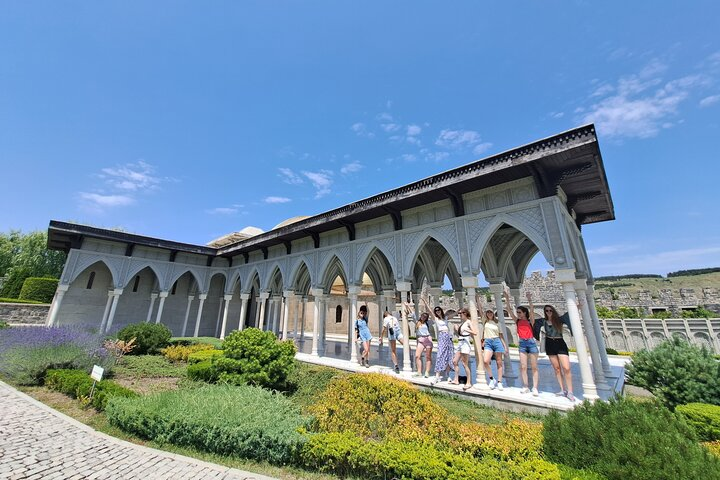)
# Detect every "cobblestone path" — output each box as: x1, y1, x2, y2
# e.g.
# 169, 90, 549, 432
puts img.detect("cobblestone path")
0, 381, 276, 480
